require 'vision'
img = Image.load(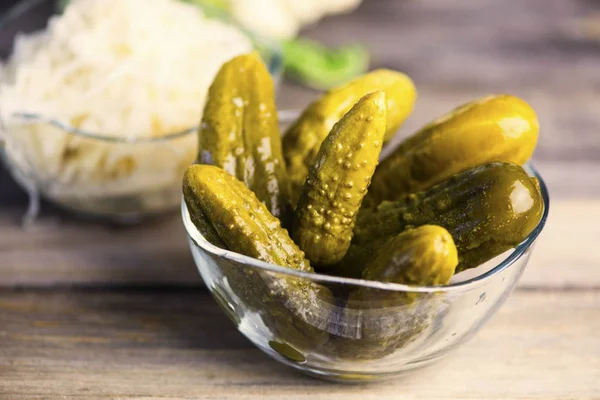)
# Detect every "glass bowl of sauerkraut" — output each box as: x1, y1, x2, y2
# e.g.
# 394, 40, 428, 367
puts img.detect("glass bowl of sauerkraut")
0, 0, 283, 223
